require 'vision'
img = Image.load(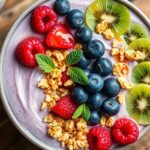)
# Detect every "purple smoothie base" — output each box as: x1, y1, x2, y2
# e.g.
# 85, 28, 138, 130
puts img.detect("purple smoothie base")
1, 0, 150, 149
